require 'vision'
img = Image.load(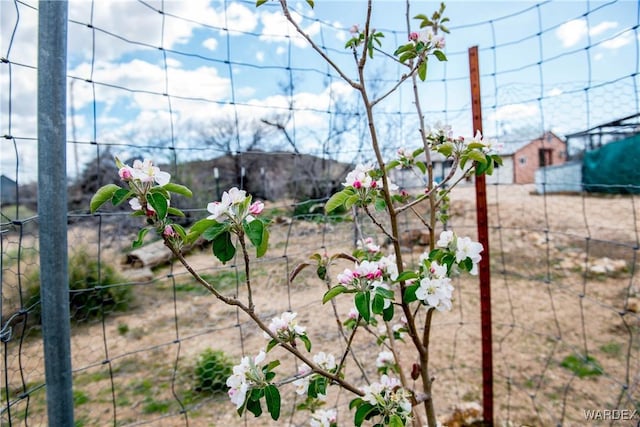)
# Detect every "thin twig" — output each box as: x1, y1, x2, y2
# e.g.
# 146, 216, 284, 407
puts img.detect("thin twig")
165, 238, 365, 396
